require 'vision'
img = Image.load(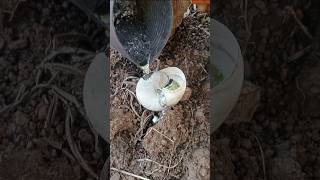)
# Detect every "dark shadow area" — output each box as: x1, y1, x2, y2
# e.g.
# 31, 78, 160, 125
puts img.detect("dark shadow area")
0, 0, 109, 179
212, 0, 320, 179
